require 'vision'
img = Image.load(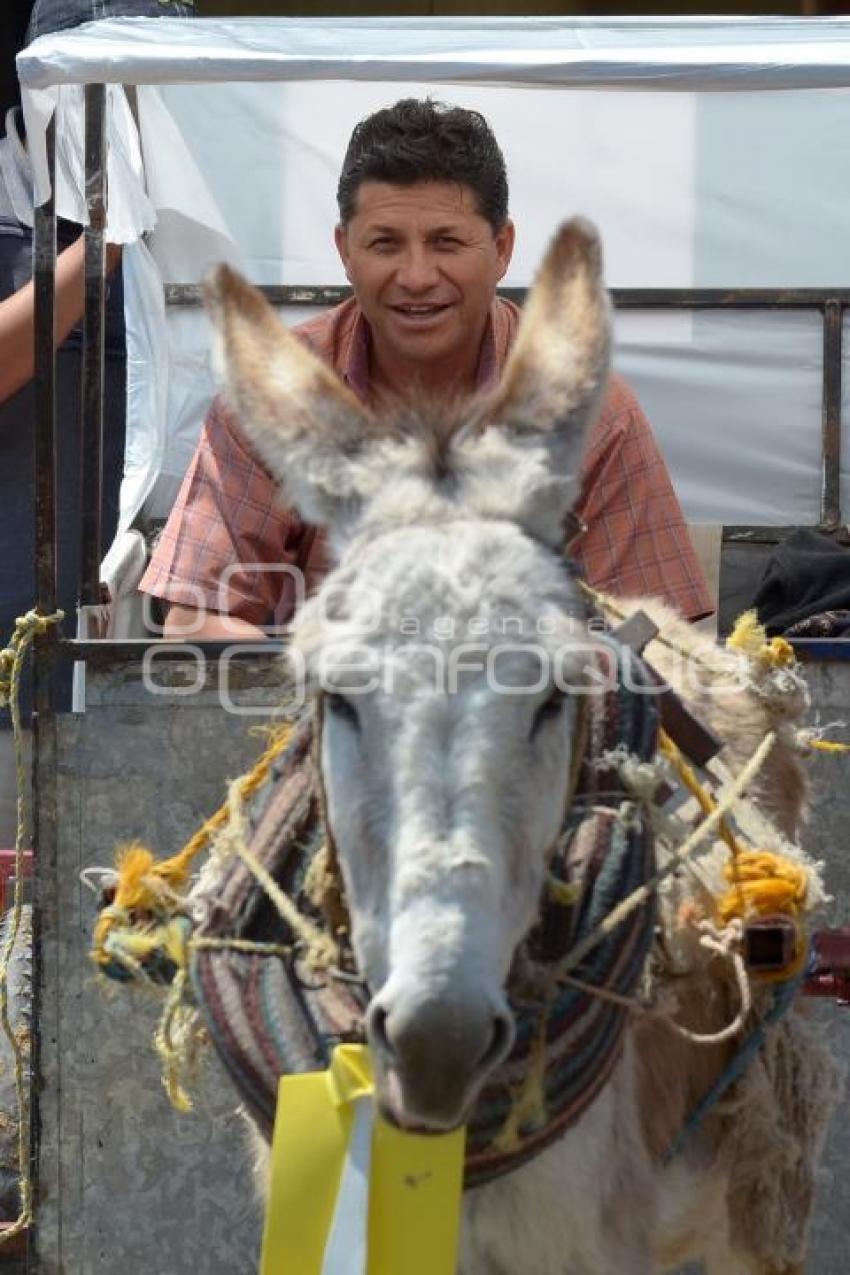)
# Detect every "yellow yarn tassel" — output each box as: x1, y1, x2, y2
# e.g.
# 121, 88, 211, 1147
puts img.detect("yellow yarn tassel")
724, 613, 850, 754
91, 841, 192, 967
715, 849, 809, 982
726, 609, 796, 670
91, 722, 294, 971
716, 850, 808, 925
